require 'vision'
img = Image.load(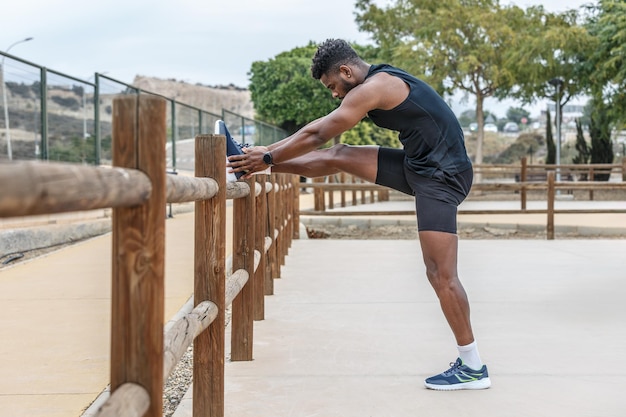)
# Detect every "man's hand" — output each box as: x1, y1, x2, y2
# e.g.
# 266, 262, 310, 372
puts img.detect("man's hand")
227, 145, 270, 179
